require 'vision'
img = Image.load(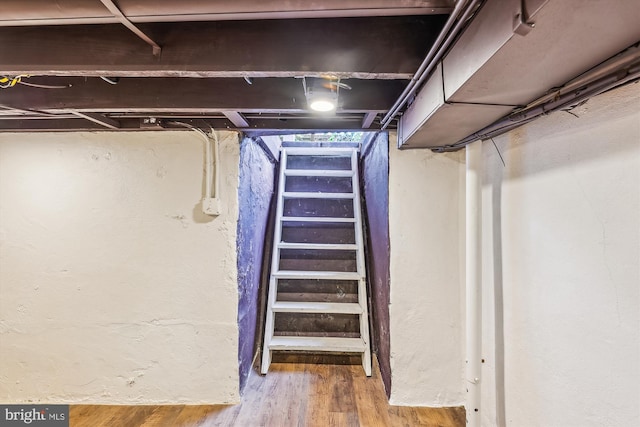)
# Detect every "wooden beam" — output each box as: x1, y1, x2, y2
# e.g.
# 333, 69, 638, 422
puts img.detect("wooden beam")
0, 16, 446, 78
0, 77, 407, 113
